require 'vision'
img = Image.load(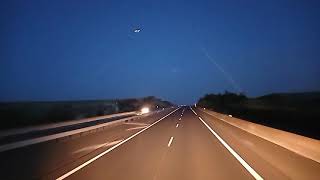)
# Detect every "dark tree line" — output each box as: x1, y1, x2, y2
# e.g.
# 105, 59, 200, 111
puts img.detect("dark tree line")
198, 91, 247, 111
197, 91, 320, 139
